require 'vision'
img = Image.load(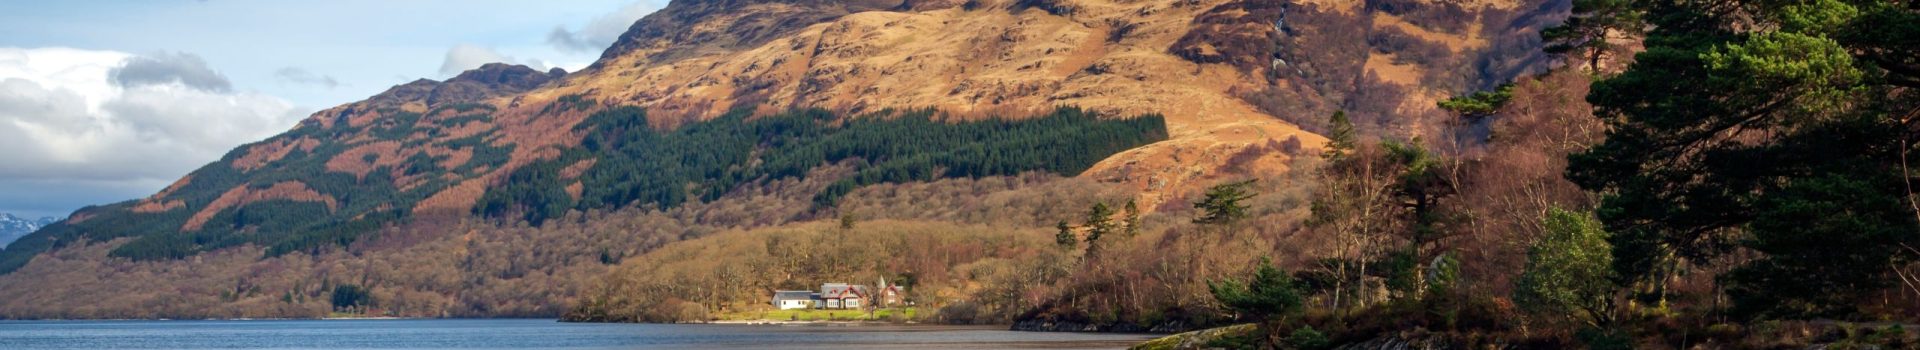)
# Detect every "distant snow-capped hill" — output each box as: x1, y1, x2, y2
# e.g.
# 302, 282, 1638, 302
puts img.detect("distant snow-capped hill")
0, 214, 58, 249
